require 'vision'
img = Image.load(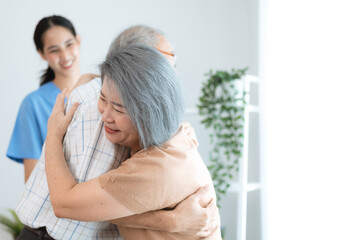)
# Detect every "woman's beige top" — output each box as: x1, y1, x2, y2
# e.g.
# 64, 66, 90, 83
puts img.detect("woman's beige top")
99, 122, 221, 239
